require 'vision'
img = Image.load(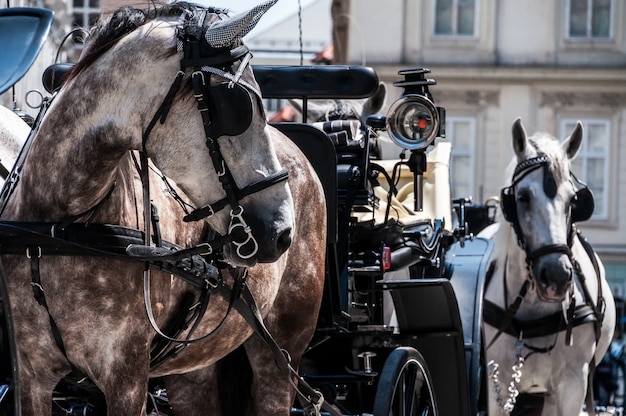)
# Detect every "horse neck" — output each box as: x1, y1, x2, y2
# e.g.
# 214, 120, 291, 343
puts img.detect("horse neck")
4, 116, 139, 224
